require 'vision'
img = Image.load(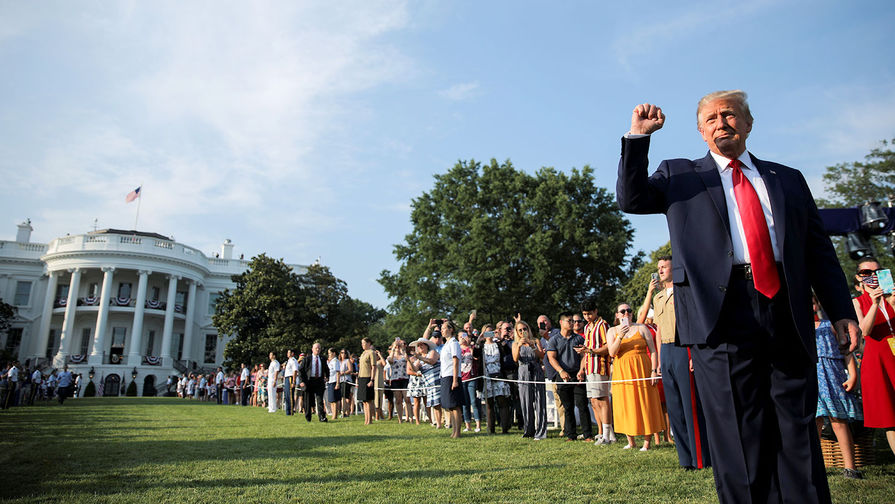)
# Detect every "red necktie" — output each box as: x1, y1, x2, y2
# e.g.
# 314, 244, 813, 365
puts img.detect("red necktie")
730, 159, 780, 298
312, 357, 318, 377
